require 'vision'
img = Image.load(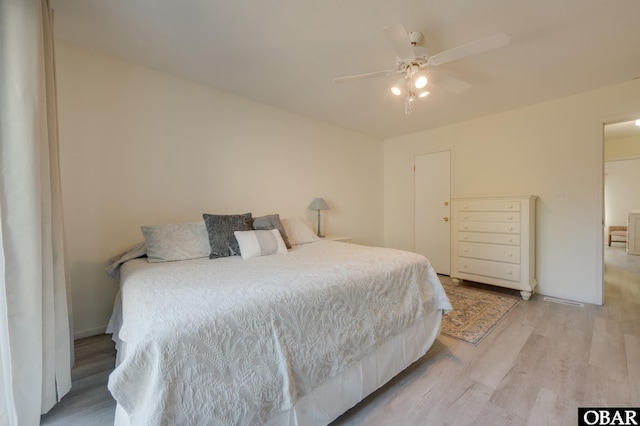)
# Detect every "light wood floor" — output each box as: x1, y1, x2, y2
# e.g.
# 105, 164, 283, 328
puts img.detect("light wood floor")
40, 333, 117, 425
41, 245, 640, 425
